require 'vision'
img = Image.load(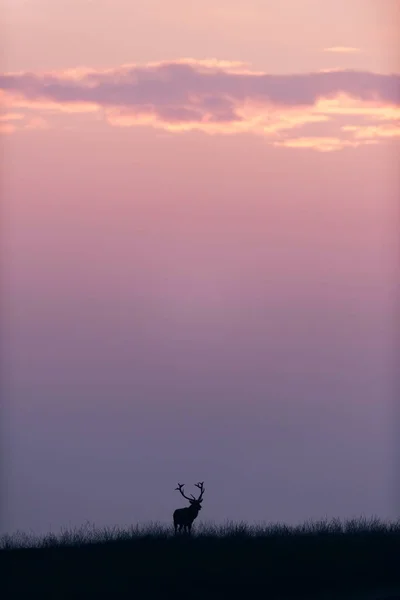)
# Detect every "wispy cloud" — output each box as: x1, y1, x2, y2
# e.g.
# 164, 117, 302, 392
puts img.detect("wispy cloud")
0, 123, 16, 134
342, 123, 400, 139
25, 116, 49, 130
1, 59, 399, 150
0, 109, 49, 132
323, 47, 361, 54
0, 112, 25, 122
273, 136, 377, 152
